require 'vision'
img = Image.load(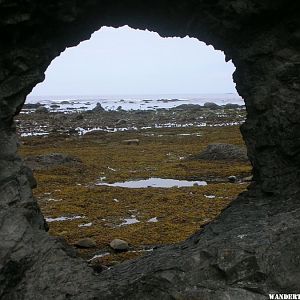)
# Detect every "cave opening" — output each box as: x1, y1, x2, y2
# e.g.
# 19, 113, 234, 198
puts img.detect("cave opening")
1, 2, 299, 298
17, 25, 252, 265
